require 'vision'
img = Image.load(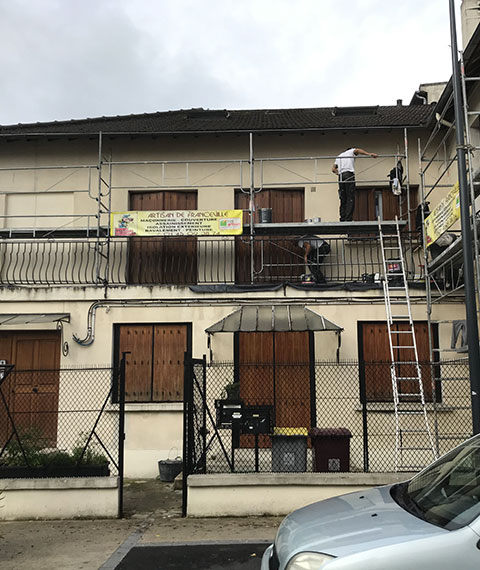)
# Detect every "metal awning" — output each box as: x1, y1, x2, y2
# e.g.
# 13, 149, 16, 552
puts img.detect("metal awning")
205, 306, 342, 334
0, 313, 70, 325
